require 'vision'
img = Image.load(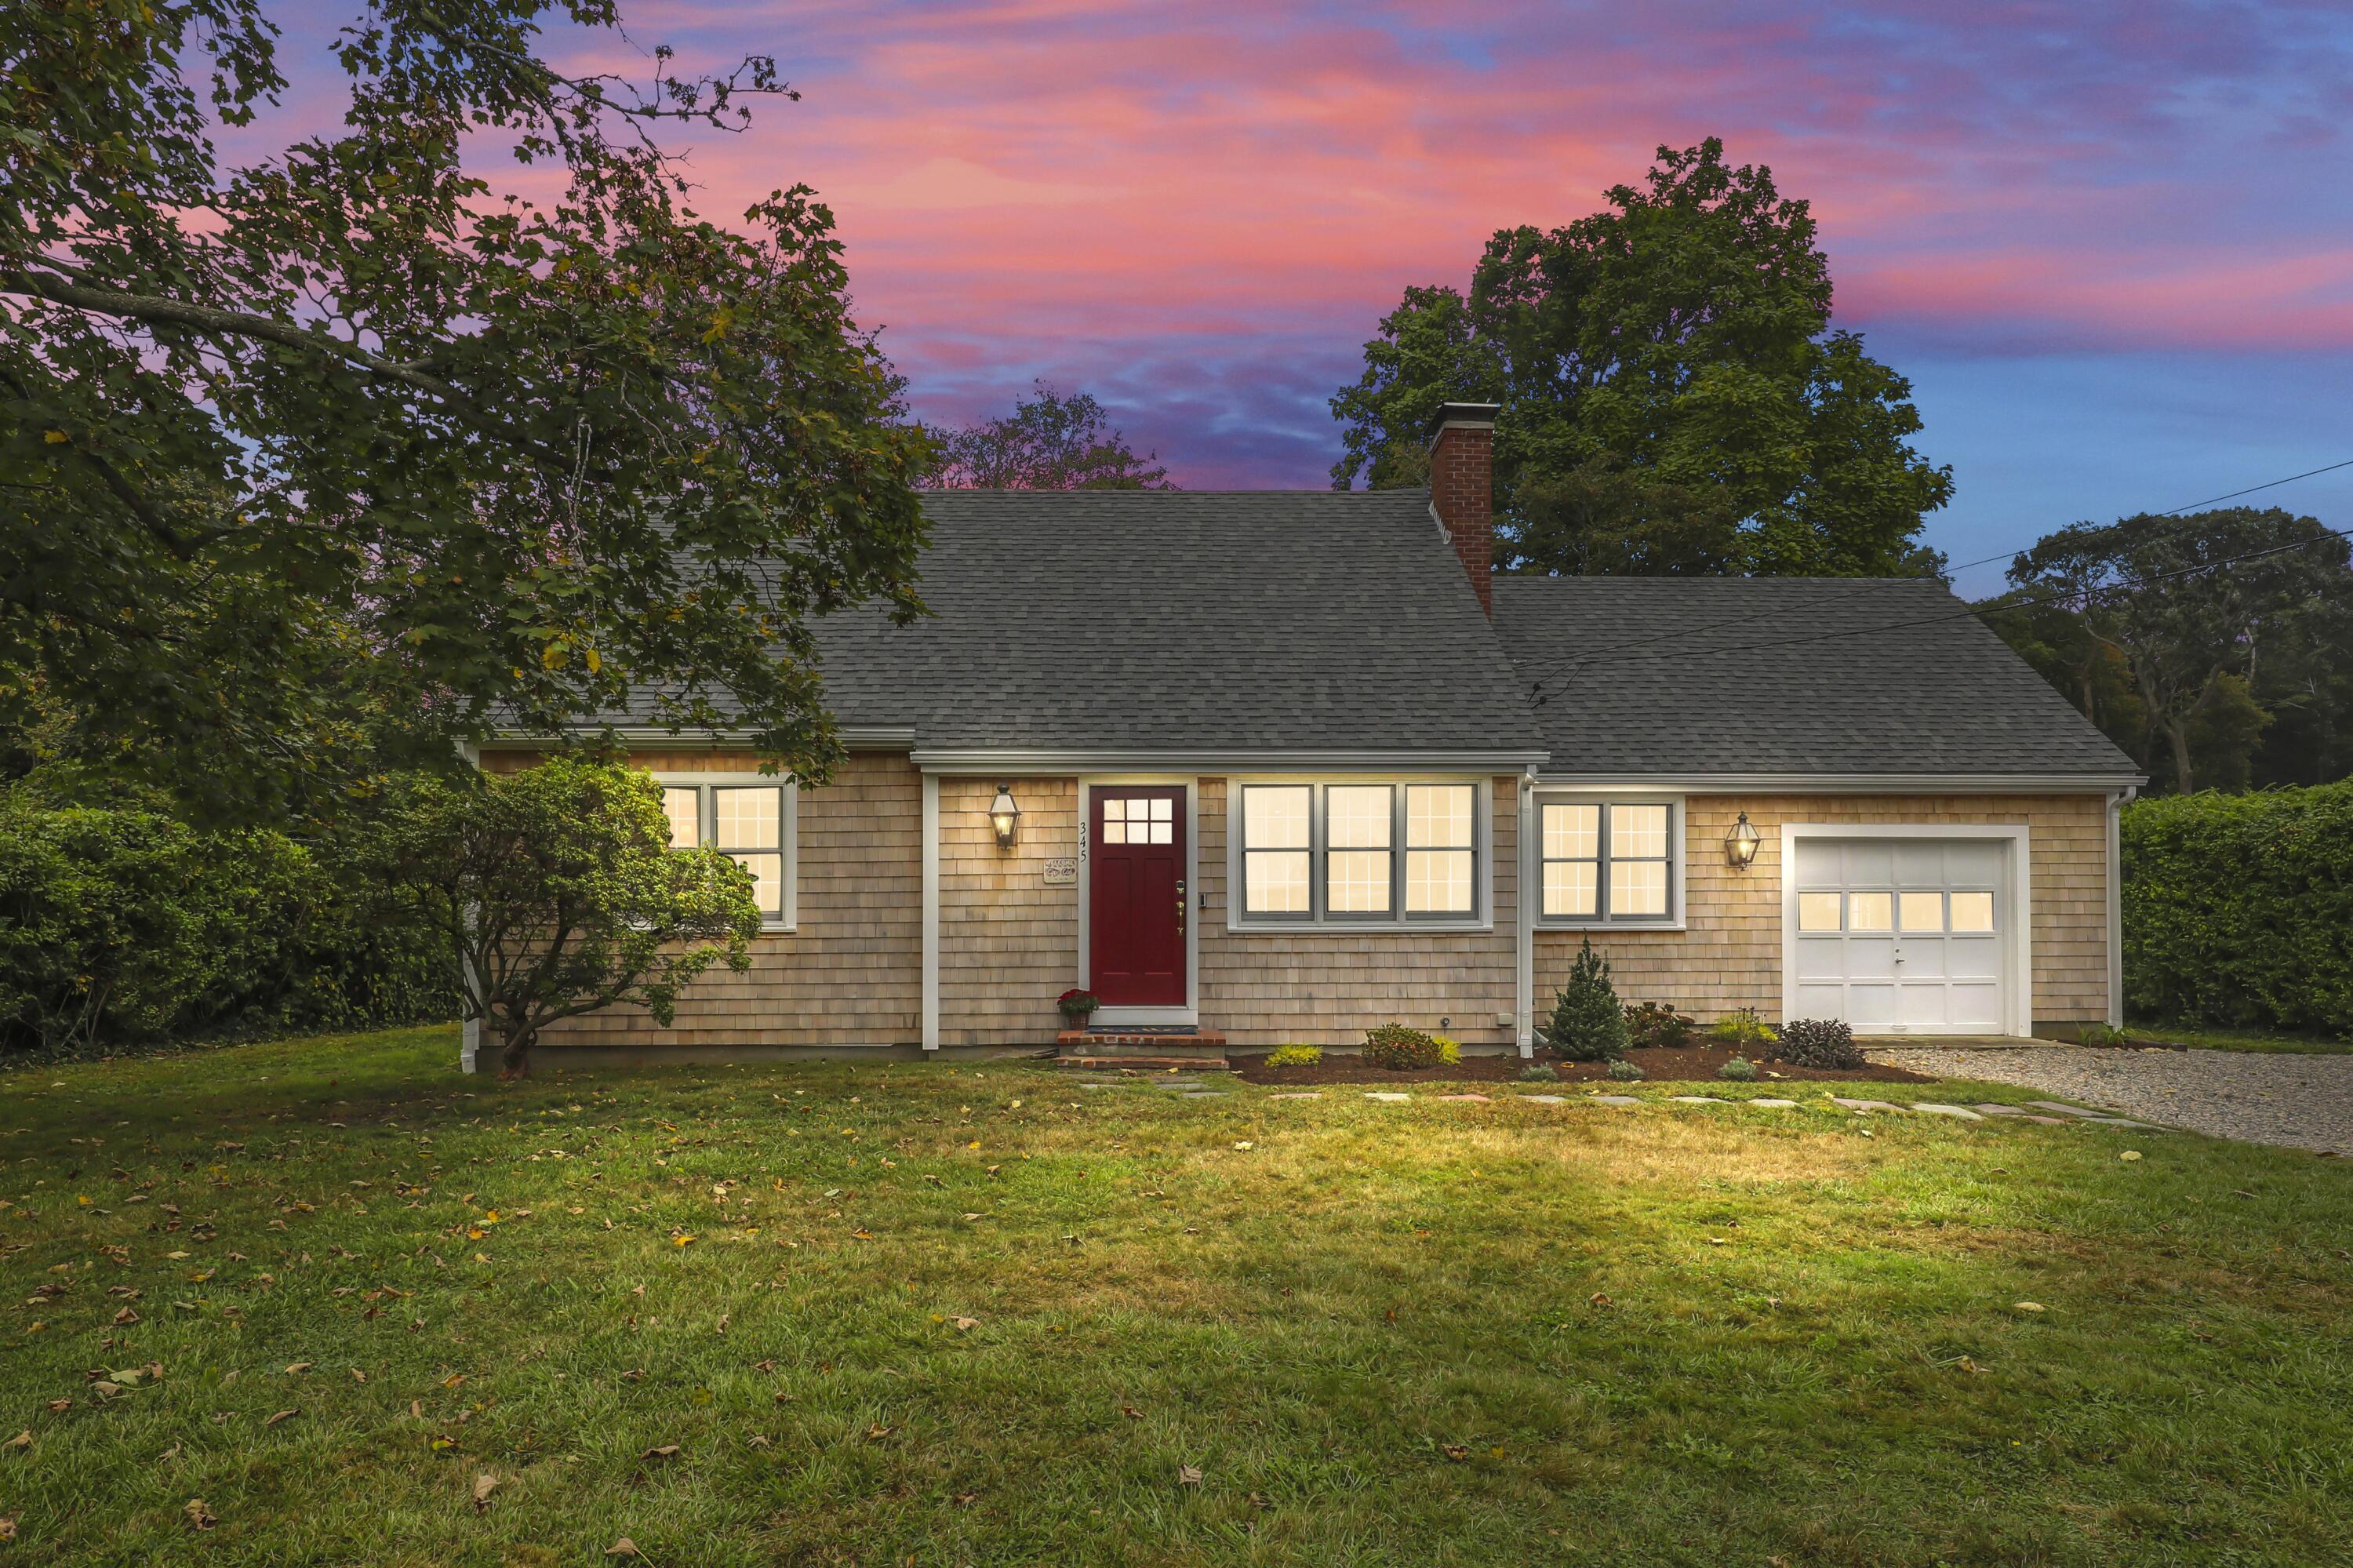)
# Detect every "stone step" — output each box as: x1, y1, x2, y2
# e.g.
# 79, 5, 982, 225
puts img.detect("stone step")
1053, 1055, 1232, 1072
